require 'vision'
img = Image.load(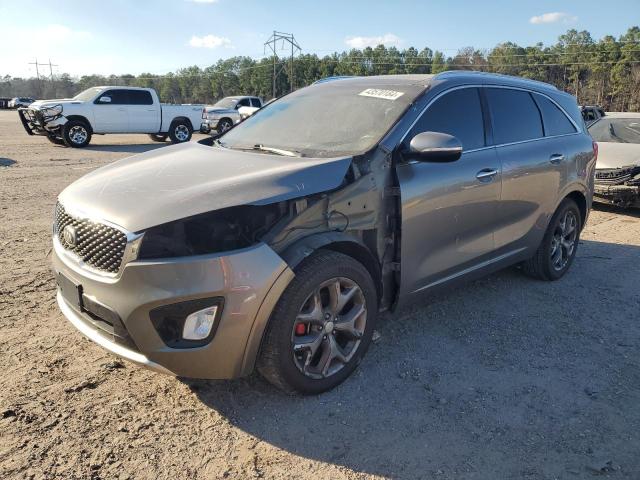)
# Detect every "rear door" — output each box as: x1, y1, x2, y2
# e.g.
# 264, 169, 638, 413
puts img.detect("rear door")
127, 90, 160, 133
92, 89, 129, 133
486, 87, 577, 253
396, 87, 502, 296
